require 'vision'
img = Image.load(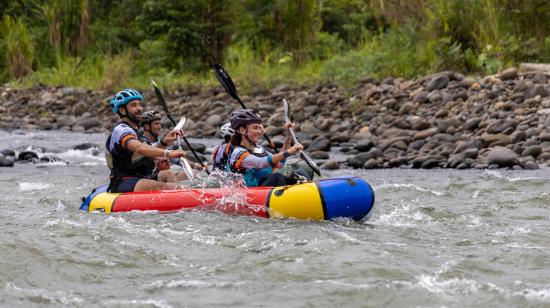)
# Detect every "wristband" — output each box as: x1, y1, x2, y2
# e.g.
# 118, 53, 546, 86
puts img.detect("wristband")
164, 149, 171, 158
160, 138, 168, 147
282, 150, 290, 159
